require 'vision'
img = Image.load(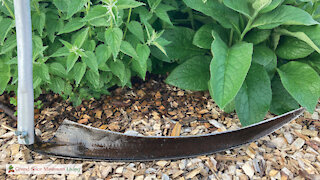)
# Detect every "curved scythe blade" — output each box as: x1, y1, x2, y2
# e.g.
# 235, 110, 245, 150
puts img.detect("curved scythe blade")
27, 108, 304, 161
